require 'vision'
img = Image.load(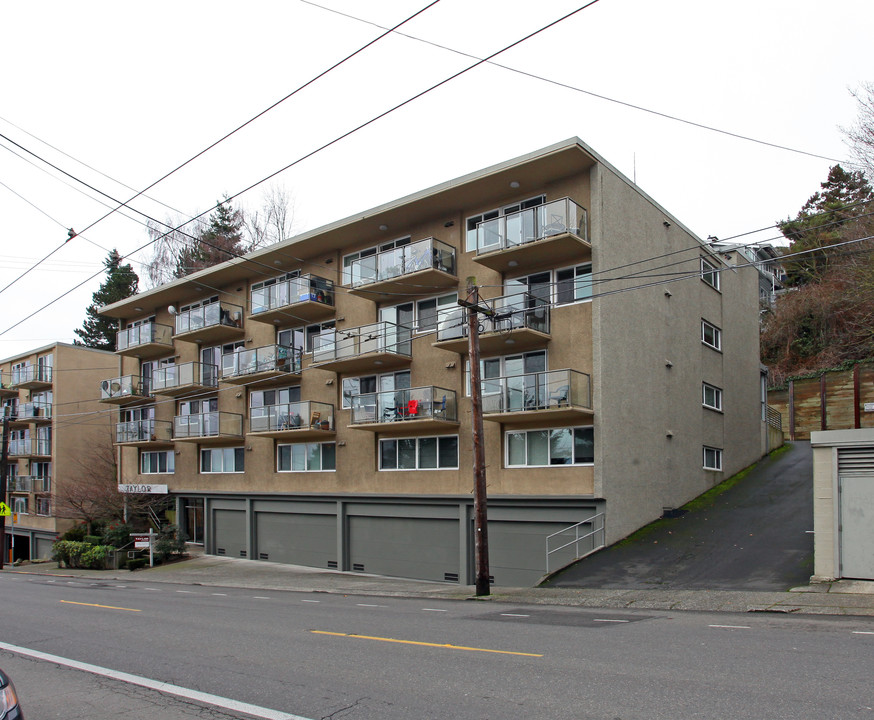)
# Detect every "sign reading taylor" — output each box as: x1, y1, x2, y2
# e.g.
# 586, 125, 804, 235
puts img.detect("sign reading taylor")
118, 484, 168, 495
